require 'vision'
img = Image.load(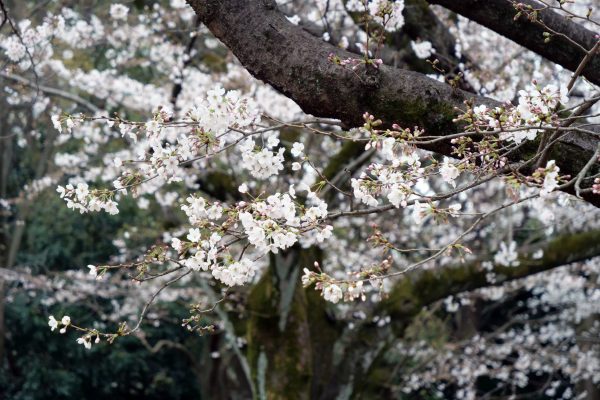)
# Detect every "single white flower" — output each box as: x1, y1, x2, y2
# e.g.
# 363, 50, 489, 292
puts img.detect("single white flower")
411, 40, 435, 59
346, 281, 365, 301
77, 336, 92, 349
494, 241, 520, 267
440, 158, 460, 188
412, 201, 429, 225
291, 142, 305, 158
187, 228, 202, 243
65, 117, 75, 131
171, 237, 183, 252
109, 4, 129, 20
323, 283, 343, 303
59, 315, 71, 333
87, 264, 97, 278
51, 115, 62, 132
301, 268, 313, 287
48, 316, 58, 331
56, 185, 66, 198
540, 160, 560, 197
266, 135, 280, 149
286, 15, 301, 25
